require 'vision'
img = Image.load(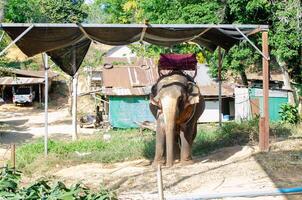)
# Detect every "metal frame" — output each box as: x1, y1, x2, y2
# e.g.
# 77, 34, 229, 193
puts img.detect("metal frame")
0, 23, 269, 30
234, 25, 270, 60
189, 28, 211, 42
168, 186, 302, 200
43, 53, 49, 156
0, 24, 34, 56
218, 47, 222, 127
0, 23, 270, 152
